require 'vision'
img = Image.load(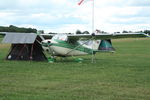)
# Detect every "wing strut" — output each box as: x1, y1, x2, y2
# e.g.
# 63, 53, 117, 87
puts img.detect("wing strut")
65, 38, 93, 56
